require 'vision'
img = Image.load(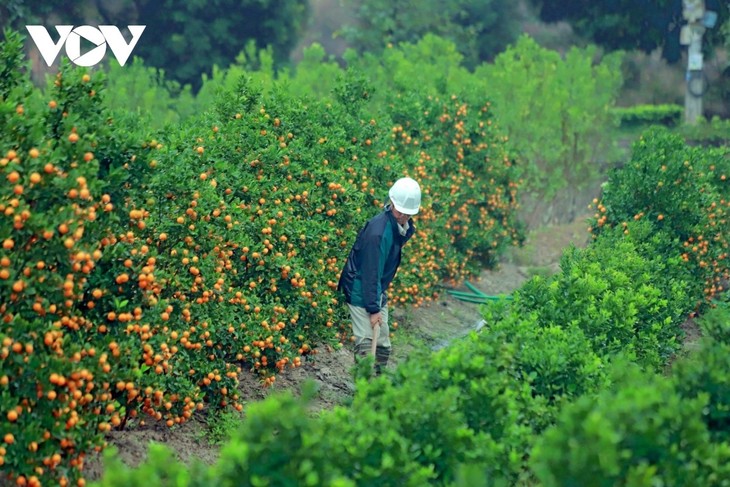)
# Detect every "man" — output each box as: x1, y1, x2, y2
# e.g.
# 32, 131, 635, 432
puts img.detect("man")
337, 177, 421, 375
